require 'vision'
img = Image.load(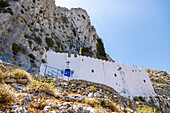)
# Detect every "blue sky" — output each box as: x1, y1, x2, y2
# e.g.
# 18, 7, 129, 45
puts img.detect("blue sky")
55, 0, 170, 73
